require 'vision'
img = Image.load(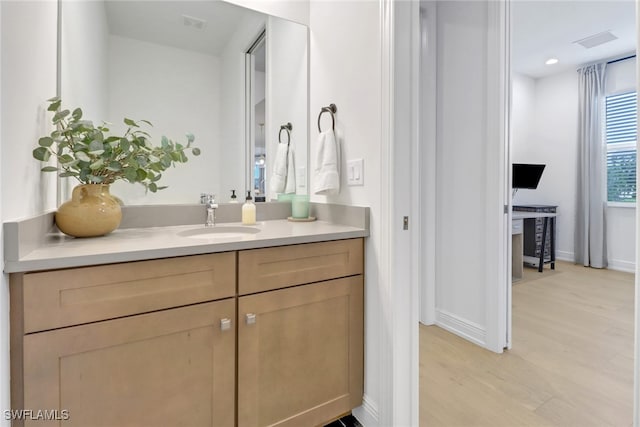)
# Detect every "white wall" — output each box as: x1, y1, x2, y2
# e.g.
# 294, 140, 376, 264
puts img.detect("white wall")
59, 0, 109, 201
1, 1, 58, 220
107, 35, 222, 205
309, 1, 382, 424
512, 70, 579, 261
0, 1, 58, 423
511, 58, 637, 271
60, 0, 108, 121
266, 16, 308, 198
